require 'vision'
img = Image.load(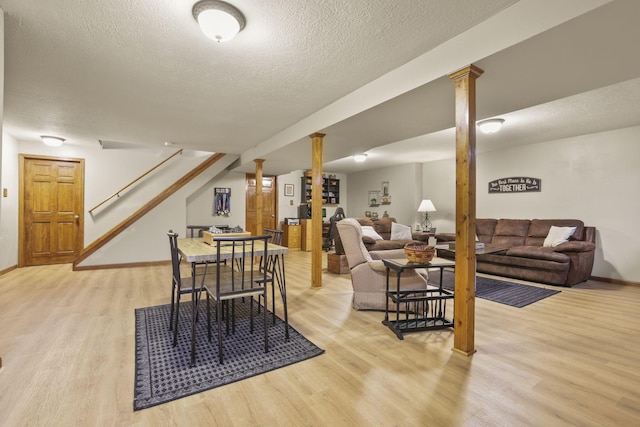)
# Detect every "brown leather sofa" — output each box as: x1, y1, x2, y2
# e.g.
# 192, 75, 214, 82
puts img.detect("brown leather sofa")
334, 217, 428, 255
436, 219, 596, 286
